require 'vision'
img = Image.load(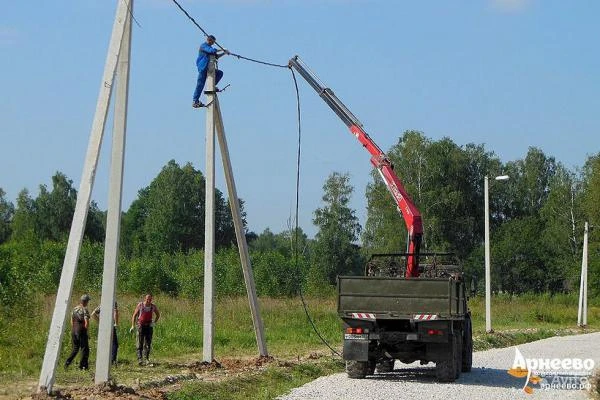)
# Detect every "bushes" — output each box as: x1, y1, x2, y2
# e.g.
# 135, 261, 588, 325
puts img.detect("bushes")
1, 238, 314, 316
